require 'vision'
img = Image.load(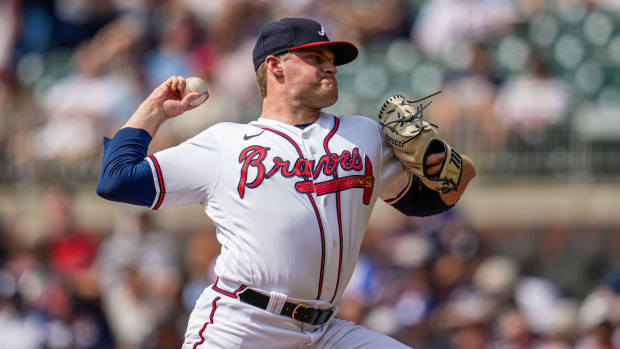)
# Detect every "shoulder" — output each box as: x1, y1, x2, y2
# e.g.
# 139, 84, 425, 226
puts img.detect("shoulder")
206, 121, 259, 133
189, 122, 261, 141
333, 114, 382, 137
337, 114, 379, 126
